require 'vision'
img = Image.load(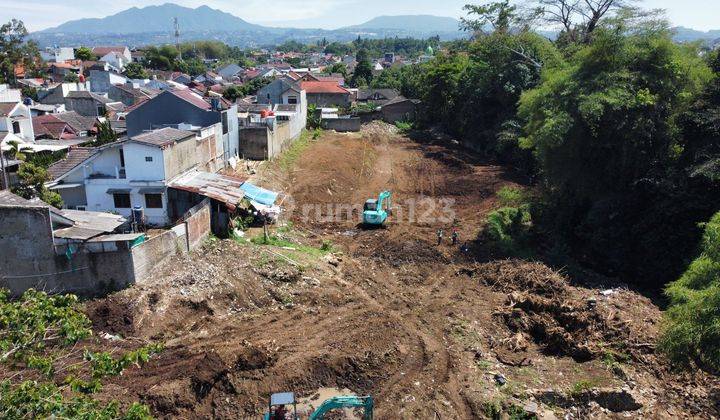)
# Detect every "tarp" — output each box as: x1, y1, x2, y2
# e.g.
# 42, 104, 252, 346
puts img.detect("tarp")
240, 182, 278, 206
